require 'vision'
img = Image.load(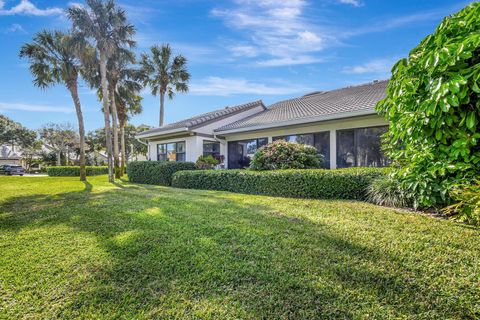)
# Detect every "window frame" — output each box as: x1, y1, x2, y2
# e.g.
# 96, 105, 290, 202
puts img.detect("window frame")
202, 140, 221, 157
336, 125, 388, 168
157, 141, 186, 162
227, 137, 268, 169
